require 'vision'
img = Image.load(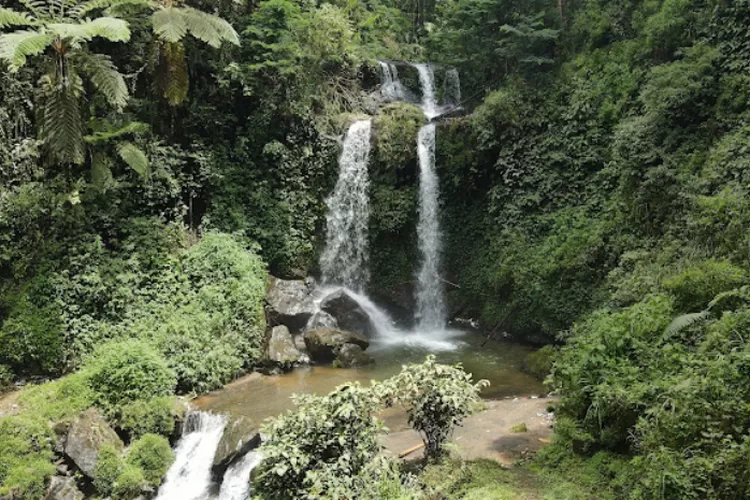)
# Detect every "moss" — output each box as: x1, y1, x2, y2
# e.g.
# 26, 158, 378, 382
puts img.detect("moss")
372, 102, 425, 181
118, 396, 176, 439
113, 463, 146, 499
94, 444, 124, 496
126, 434, 174, 486
511, 423, 529, 433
